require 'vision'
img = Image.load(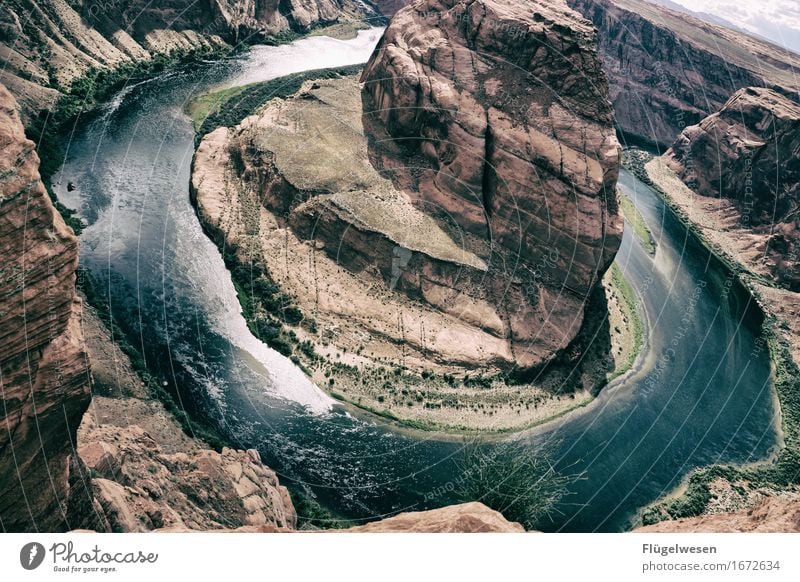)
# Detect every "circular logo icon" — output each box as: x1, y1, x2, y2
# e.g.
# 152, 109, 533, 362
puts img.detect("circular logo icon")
20, 542, 46, 570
